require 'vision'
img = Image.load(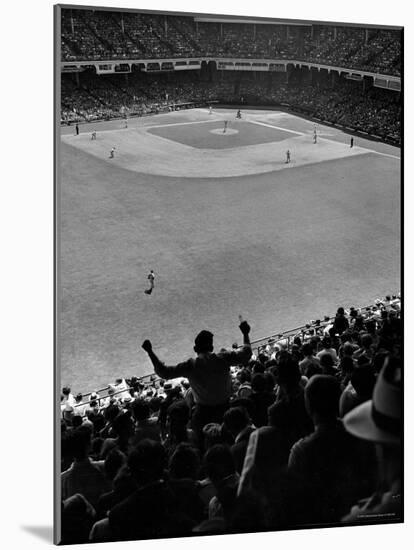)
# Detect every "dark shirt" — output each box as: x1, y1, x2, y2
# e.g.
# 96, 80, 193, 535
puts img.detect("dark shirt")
271, 387, 314, 449
168, 478, 205, 523
108, 480, 193, 541
333, 314, 350, 335
154, 347, 252, 406
231, 426, 256, 473
299, 356, 322, 379
288, 420, 376, 525
249, 391, 276, 427
130, 418, 161, 447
